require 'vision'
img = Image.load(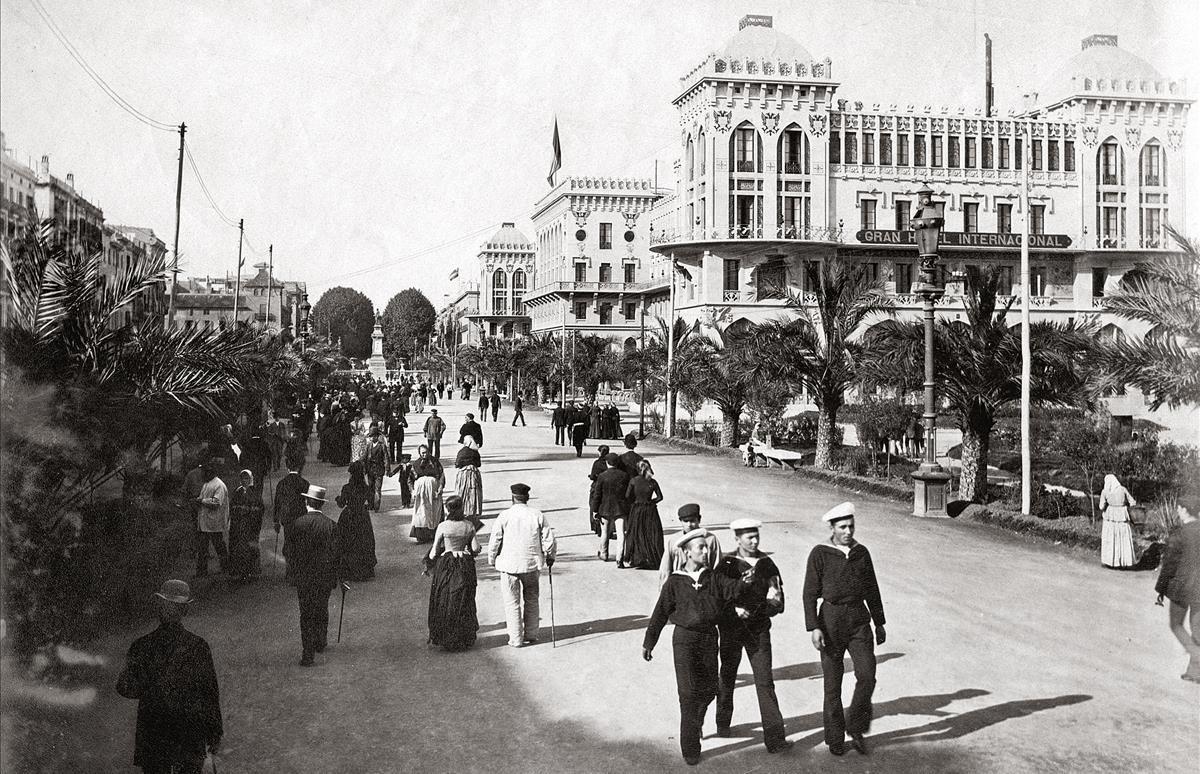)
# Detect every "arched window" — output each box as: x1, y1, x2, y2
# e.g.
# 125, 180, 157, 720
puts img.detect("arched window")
492, 269, 508, 315
729, 122, 762, 173
1096, 138, 1126, 248
1138, 140, 1167, 248
511, 269, 526, 314
686, 136, 695, 181
623, 337, 638, 352
777, 125, 811, 238
729, 123, 764, 237
696, 129, 706, 177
